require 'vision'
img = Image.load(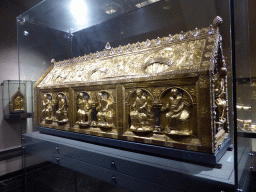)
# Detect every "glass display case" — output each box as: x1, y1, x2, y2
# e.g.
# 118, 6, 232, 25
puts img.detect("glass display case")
17, 0, 254, 191
1, 80, 33, 120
